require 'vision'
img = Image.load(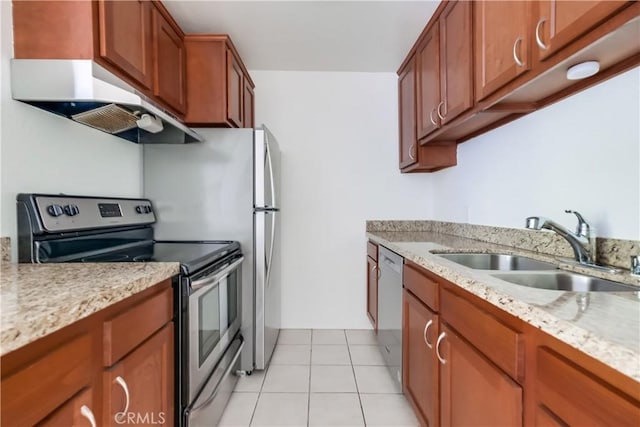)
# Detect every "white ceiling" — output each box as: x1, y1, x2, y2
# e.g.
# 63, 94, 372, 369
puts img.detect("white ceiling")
163, 1, 439, 72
